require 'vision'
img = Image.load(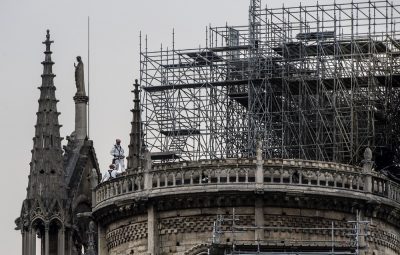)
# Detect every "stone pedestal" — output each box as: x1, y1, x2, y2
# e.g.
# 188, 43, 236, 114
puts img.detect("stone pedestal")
73, 95, 88, 140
